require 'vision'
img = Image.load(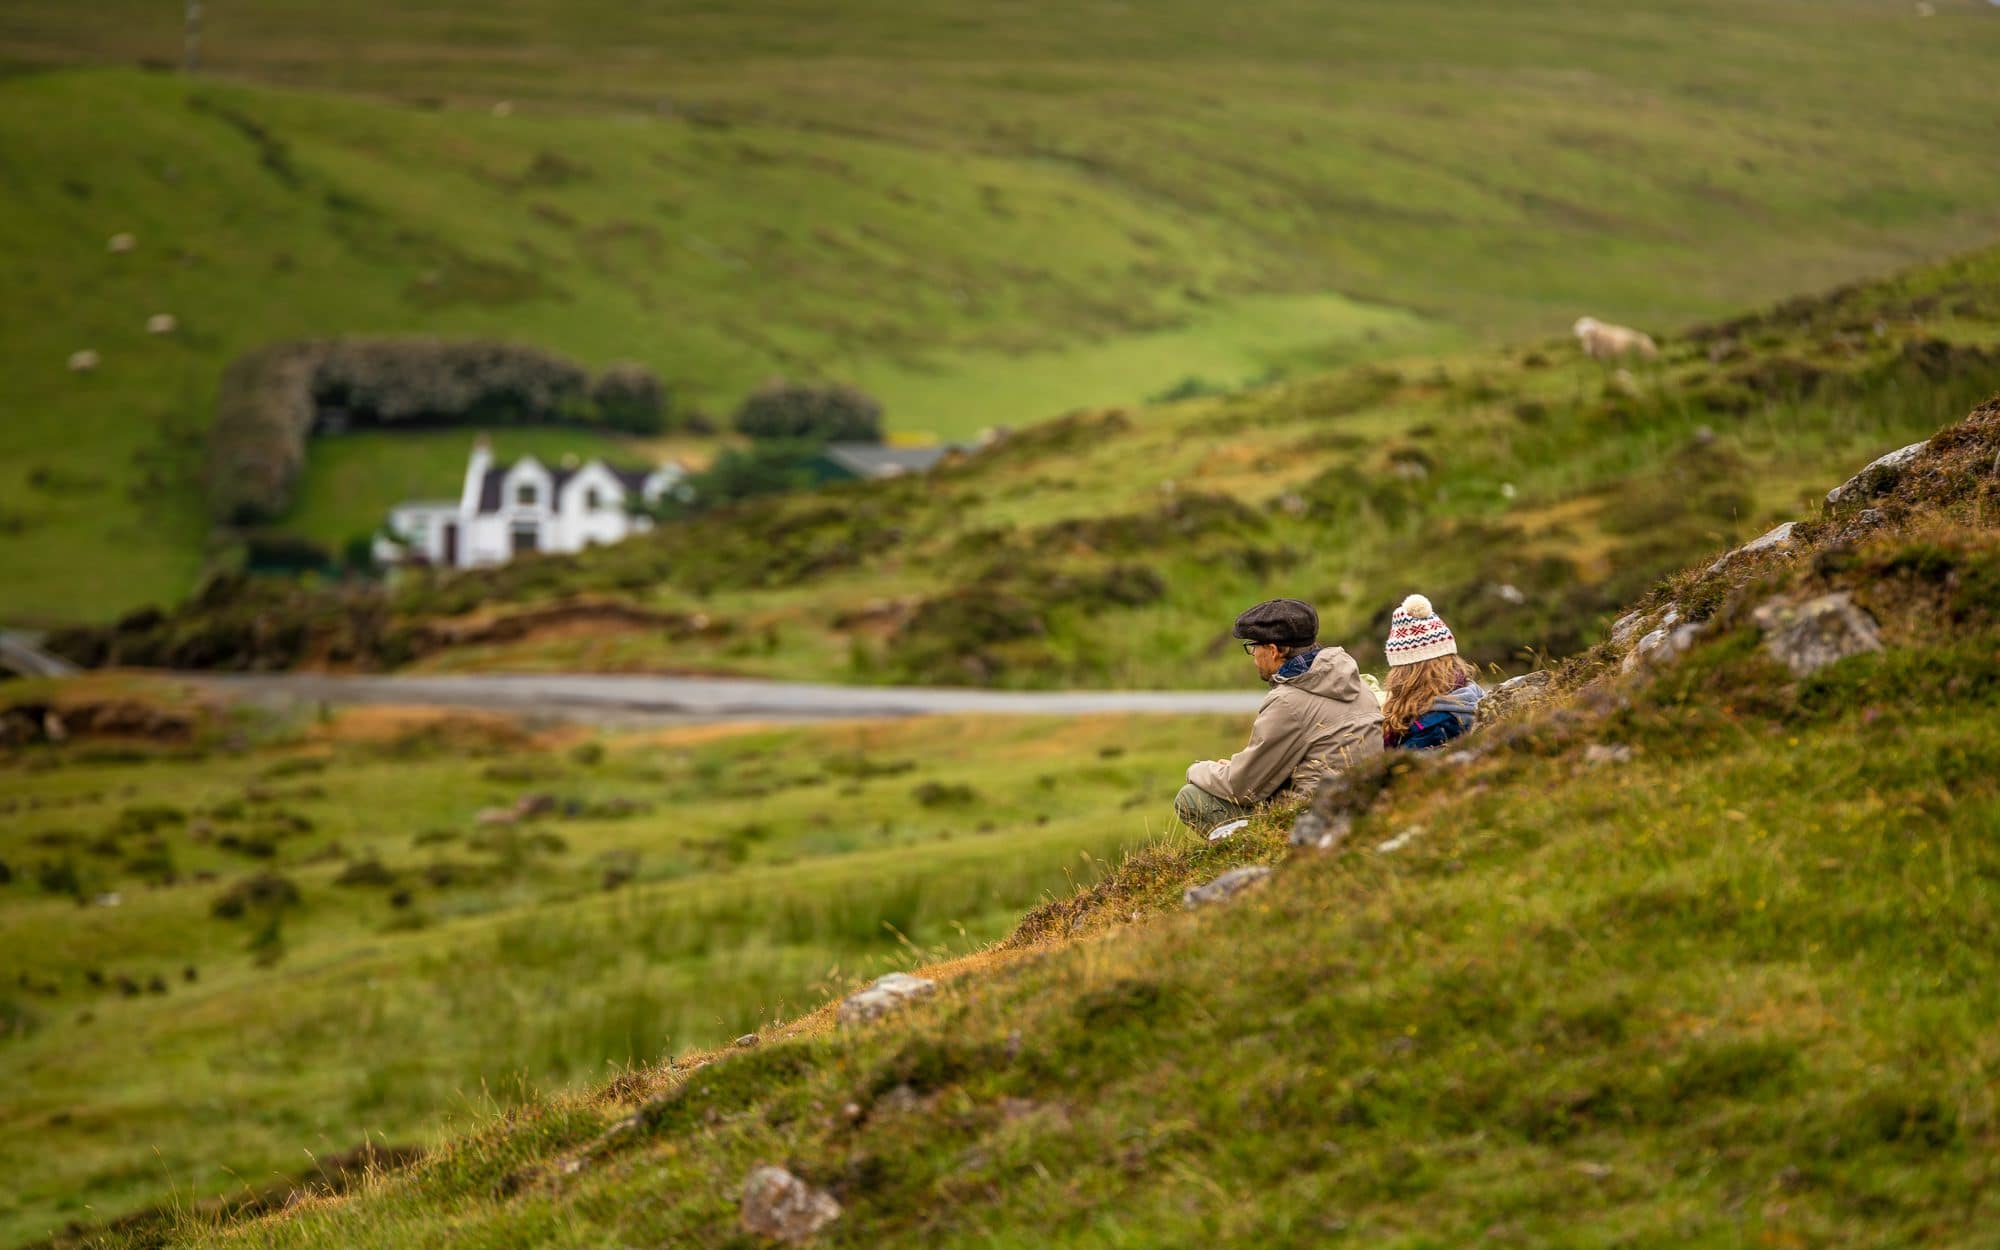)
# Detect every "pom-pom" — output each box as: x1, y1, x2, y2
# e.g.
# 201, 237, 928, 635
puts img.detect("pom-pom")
1399, 593, 1434, 619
